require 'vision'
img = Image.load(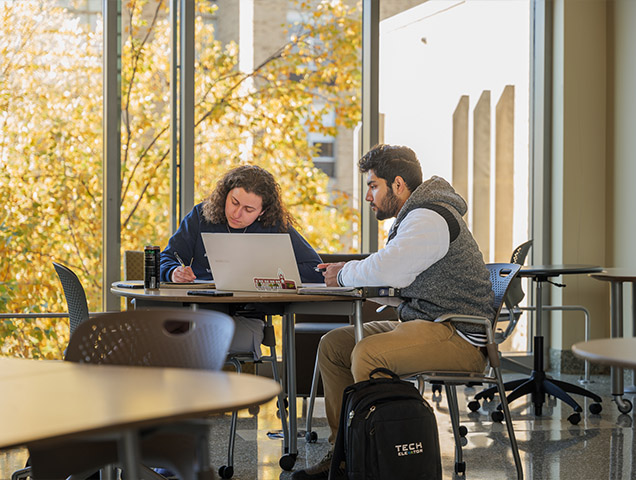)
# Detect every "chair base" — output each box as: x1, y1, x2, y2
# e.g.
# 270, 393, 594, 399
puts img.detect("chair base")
474, 336, 602, 424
